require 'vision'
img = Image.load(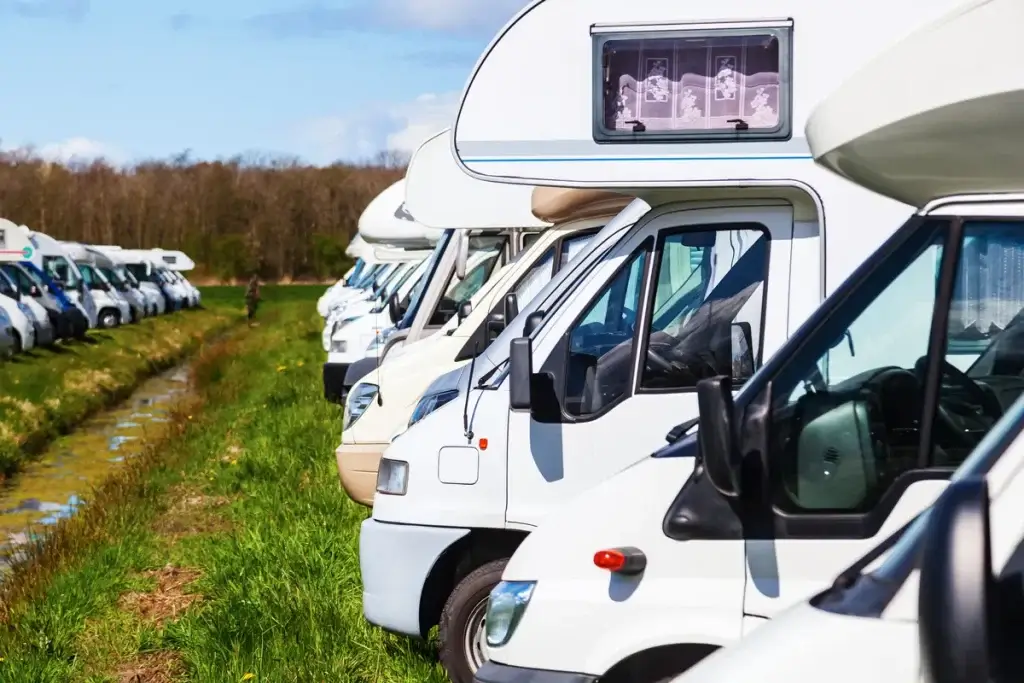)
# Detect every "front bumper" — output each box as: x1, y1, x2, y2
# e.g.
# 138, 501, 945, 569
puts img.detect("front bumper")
336, 442, 387, 506
33, 320, 55, 346
323, 362, 351, 403
360, 518, 469, 637
476, 662, 597, 683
